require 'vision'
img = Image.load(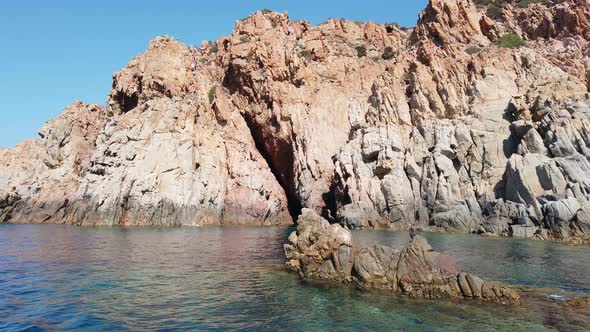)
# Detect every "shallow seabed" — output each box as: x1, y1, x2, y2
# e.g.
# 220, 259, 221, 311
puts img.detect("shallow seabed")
1, 224, 589, 331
